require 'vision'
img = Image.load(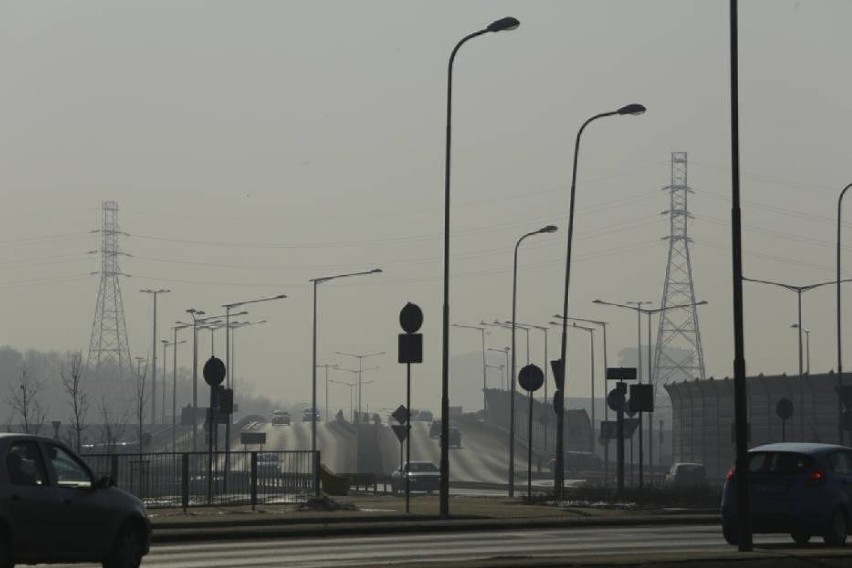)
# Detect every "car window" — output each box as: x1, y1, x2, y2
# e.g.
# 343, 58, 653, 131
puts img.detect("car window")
830, 451, 852, 475
749, 452, 814, 474
47, 445, 92, 489
6, 441, 48, 486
